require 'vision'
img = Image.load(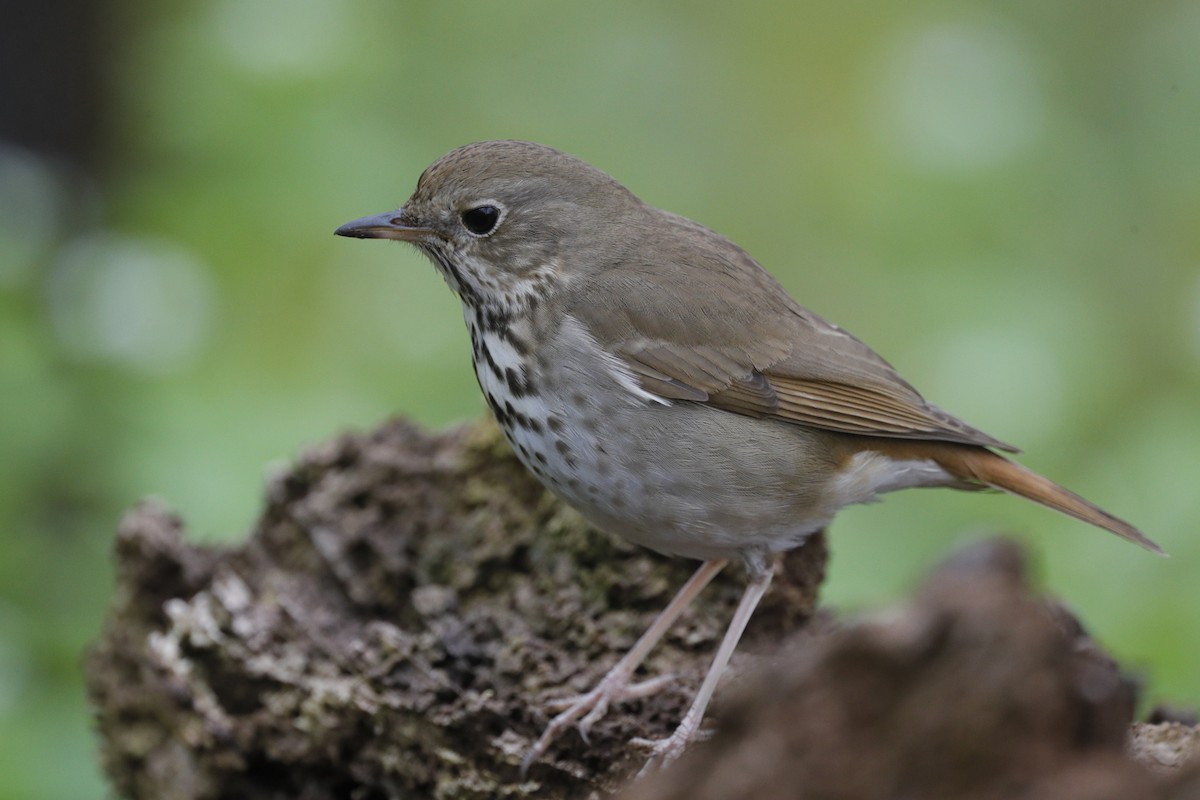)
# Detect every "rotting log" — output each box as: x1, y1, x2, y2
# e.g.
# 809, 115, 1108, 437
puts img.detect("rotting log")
86, 417, 1198, 799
